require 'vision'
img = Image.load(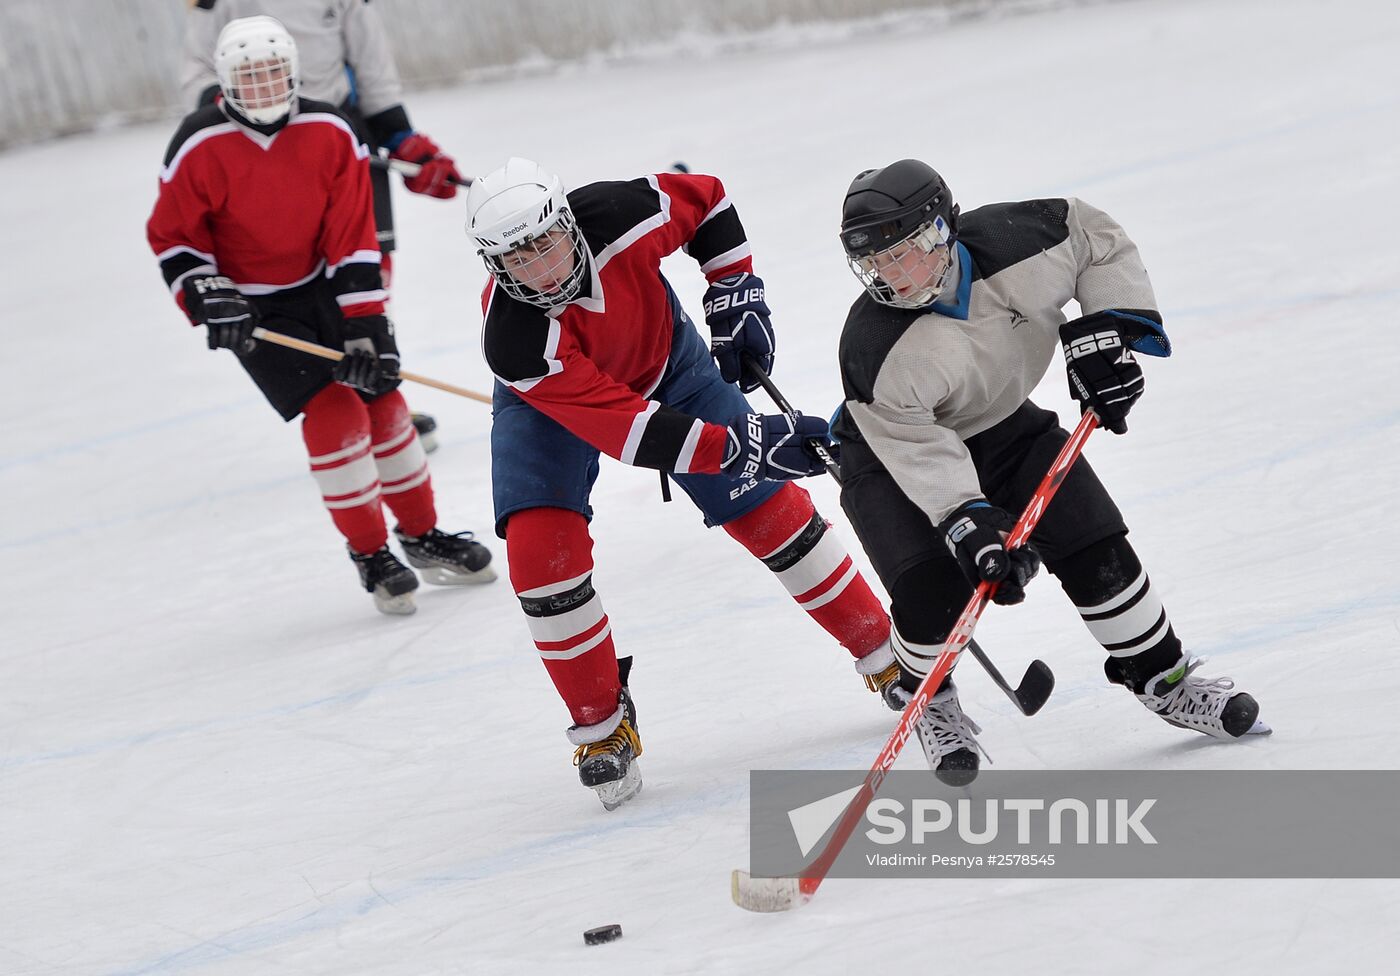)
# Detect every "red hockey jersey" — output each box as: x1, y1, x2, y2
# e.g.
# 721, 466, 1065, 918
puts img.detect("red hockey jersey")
147, 98, 385, 323
480, 172, 754, 475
